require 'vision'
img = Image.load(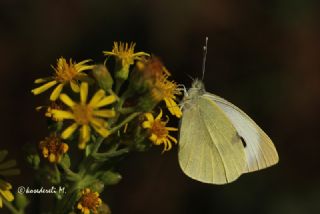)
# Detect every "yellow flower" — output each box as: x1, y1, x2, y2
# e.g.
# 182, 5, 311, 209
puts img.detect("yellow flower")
31, 57, 94, 101
51, 82, 117, 149
103, 42, 149, 69
77, 188, 102, 214
0, 179, 14, 208
142, 110, 178, 152
39, 134, 69, 163
152, 75, 182, 118
36, 102, 64, 121
132, 57, 182, 118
